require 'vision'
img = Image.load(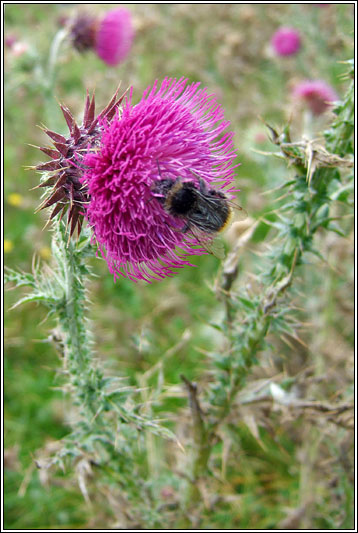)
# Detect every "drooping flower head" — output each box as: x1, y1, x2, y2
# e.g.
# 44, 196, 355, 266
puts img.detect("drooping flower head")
69, 13, 97, 53
292, 80, 338, 115
69, 7, 134, 66
81, 78, 239, 282
271, 27, 301, 56
34, 88, 127, 236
